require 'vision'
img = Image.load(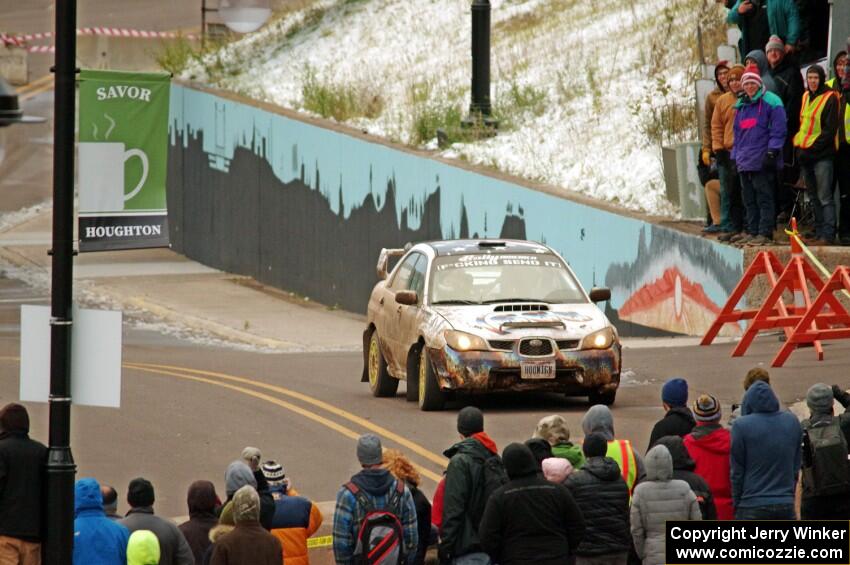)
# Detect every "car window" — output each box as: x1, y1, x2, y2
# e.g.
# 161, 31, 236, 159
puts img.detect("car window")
389, 252, 420, 290
429, 253, 586, 304
408, 254, 428, 297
